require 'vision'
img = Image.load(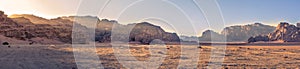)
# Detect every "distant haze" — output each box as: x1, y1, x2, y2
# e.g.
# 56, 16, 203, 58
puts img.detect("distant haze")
1, 0, 299, 36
